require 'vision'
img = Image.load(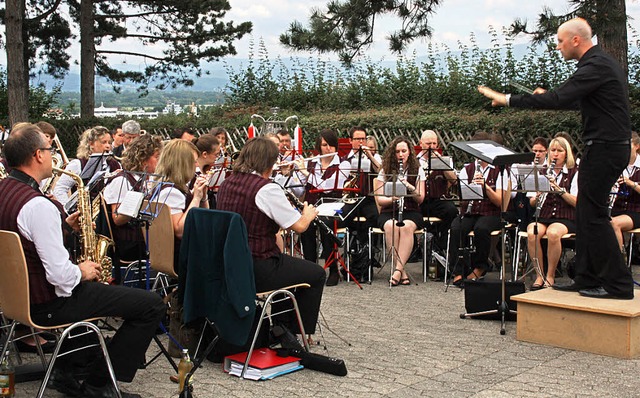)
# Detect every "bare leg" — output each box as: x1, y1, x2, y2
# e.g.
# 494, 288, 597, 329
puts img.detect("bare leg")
611, 215, 634, 251
544, 223, 569, 286
527, 222, 548, 286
